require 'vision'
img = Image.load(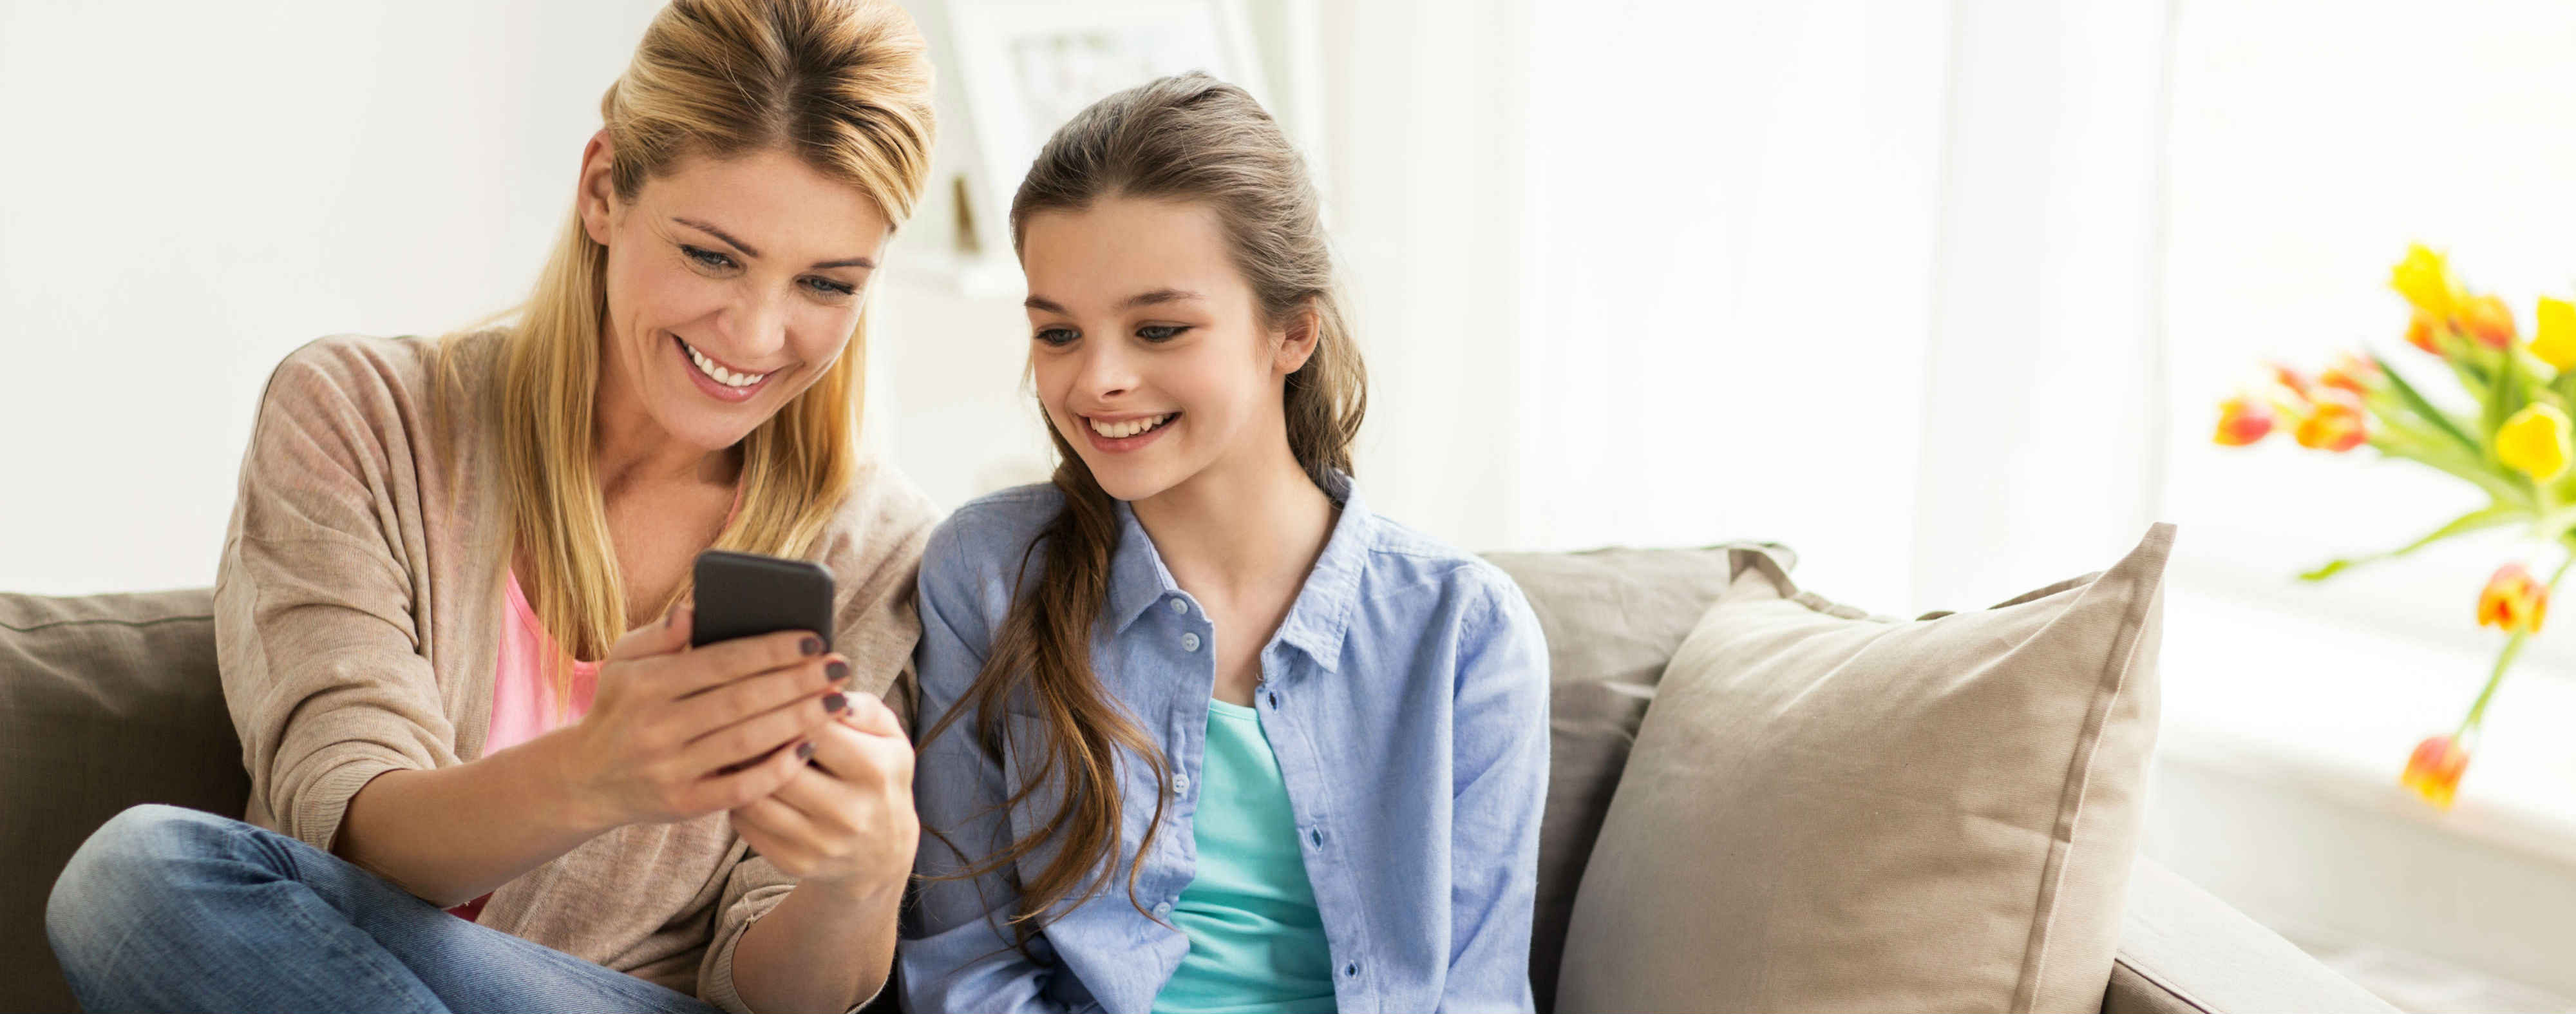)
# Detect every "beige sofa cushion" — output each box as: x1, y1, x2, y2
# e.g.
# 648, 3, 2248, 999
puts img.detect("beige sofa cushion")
1483, 544, 1776, 1011
1557, 524, 2172, 1013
